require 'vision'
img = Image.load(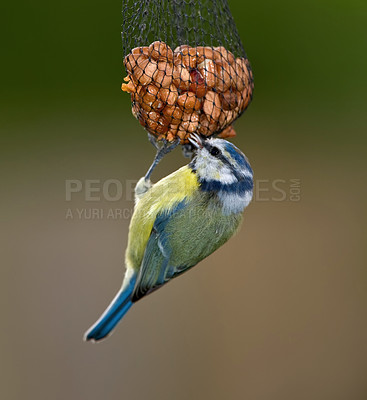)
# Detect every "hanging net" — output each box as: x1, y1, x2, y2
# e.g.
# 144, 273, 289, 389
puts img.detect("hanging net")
121, 0, 254, 145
